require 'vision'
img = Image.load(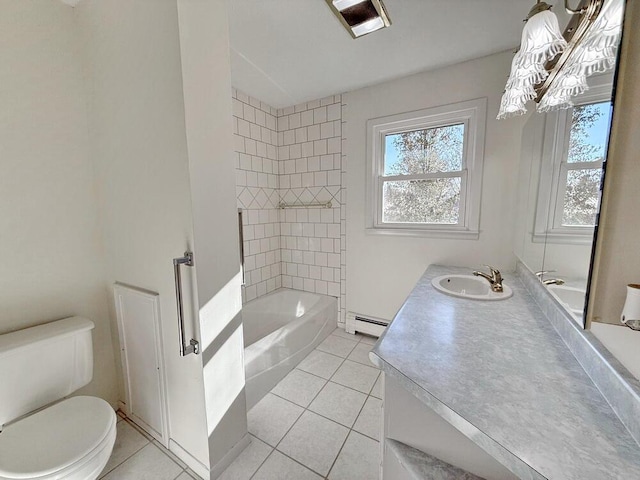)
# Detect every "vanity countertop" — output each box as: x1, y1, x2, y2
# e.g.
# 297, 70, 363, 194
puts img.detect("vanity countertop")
370, 265, 640, 480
